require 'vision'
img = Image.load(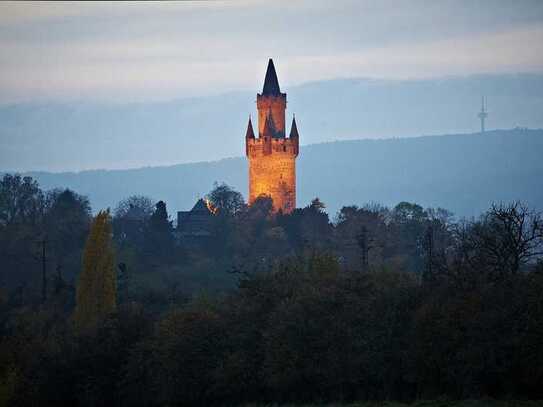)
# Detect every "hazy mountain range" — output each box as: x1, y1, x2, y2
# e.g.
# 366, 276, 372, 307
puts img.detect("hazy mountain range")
1, 73, 543, 172
2, 73, 542, 218
14, 128, 543, 220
